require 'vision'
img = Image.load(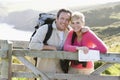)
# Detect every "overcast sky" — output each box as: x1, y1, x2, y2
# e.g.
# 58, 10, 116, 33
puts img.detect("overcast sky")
0, 0, 120, 41
1, 0, 120, 12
